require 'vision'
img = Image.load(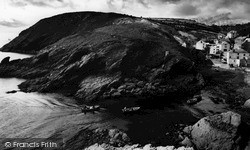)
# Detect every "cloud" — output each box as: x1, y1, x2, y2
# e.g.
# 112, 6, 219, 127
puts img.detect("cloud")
10, 0, 73, 8
0, 19, 26, 28
173, 2, 200, 16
